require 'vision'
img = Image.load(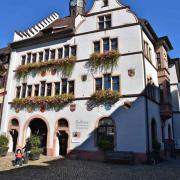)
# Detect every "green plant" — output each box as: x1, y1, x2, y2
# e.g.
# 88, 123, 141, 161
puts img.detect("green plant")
29, 135, 42, 157
31, 147, 43, 154
29, 135, 41, 148
15, 56, 76, 79
0, 135, 9, 147
98, 139, 114, 151
87, 50, 120, 72
152, 140, 161, 153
